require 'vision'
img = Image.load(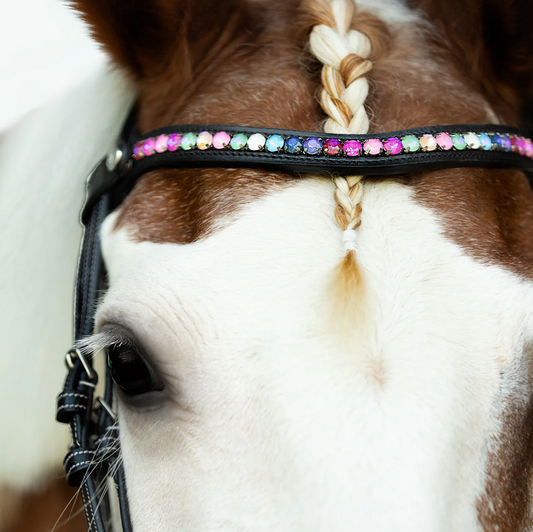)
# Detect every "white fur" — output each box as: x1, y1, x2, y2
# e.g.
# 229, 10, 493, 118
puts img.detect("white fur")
355, 0, 420, 24
97, 178, 533, 532
0, 65, 134, 490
